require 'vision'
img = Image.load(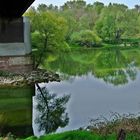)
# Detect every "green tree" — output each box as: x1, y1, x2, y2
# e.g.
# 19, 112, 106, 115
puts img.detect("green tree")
60, 0, 87, 34
25, 10, 69, 68
35, 85, 70, 134
60, 10, 79, 42
25, 1, 140, 53
37, 4, 48, 12
71, 30, 102, 47
95, 14, 116, 42
80, 6, 98, 30
61, 0, 86, 10
94, 4, 127, 42
134, 5, 140, 12
93, 1, 104, 14
122, 10, 140, 38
